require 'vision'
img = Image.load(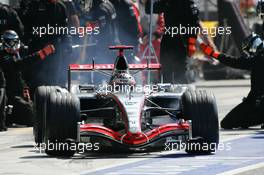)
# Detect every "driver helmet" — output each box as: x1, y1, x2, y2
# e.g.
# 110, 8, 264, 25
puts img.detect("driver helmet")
242, 33, 264, 56
1, 30, 21, 54
110, 72, 136, 87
